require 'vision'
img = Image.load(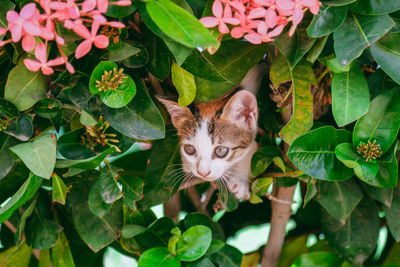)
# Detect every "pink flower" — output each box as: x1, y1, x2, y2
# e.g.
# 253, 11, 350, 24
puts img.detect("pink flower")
7, 3, 41, 43
200, 0, 240, 34
24, 43, 65, 75
49, 0, 80, 19
244, 21, 284, 44
75, 21, 109, 59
